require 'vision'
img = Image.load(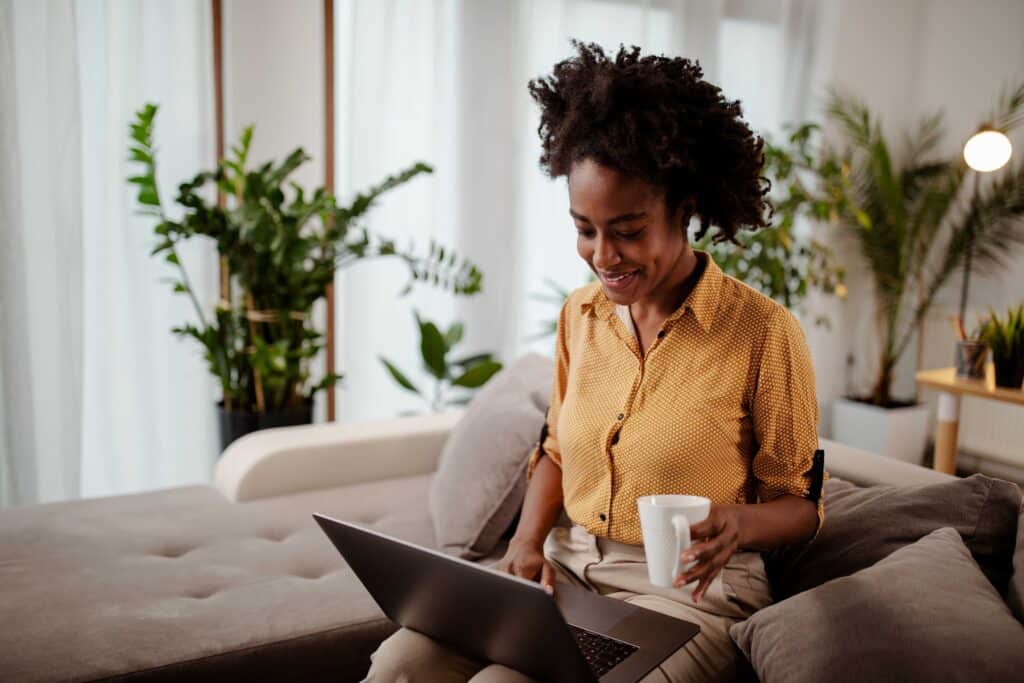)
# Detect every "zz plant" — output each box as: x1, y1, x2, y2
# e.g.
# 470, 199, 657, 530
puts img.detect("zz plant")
128, 103, 481, 416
